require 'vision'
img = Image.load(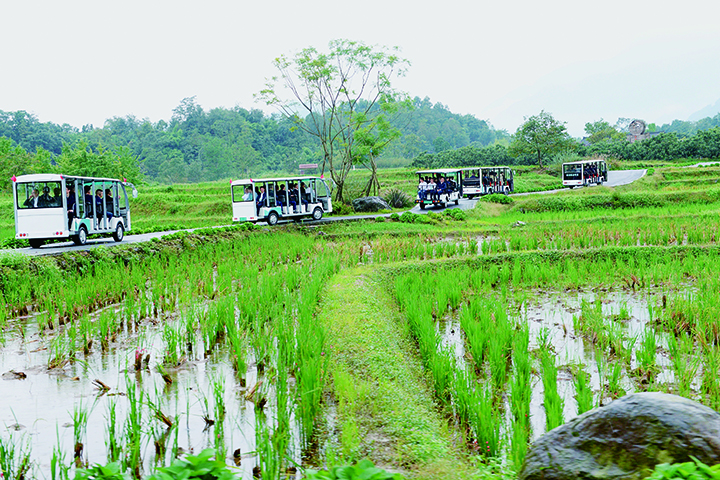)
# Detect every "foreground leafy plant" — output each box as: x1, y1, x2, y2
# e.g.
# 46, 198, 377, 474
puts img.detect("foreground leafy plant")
74, 462, 128, 480
646, 456, 720, 479
304, 459, 402, 480
149, 449, 238, 480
